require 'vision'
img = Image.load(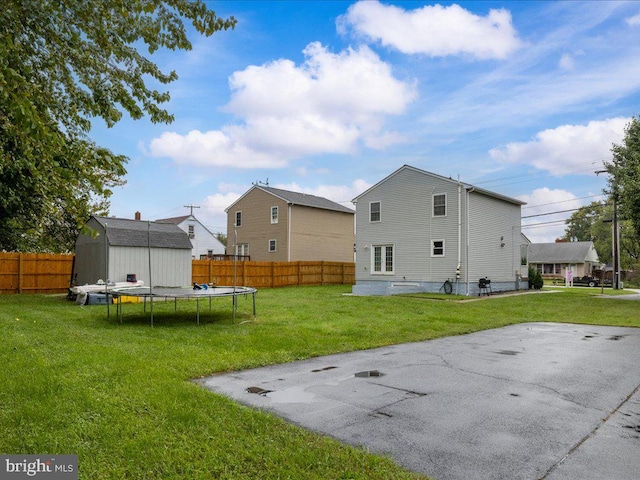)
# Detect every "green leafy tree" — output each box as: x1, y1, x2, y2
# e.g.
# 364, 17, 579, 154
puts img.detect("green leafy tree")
0, 1, 235, 252
564, 201, 639, 272
605, 116, 640, 239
